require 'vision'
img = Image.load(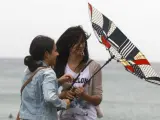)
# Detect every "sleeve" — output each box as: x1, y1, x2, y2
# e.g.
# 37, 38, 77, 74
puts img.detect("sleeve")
92, 63, 103, 98
42, 69, 67, 109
